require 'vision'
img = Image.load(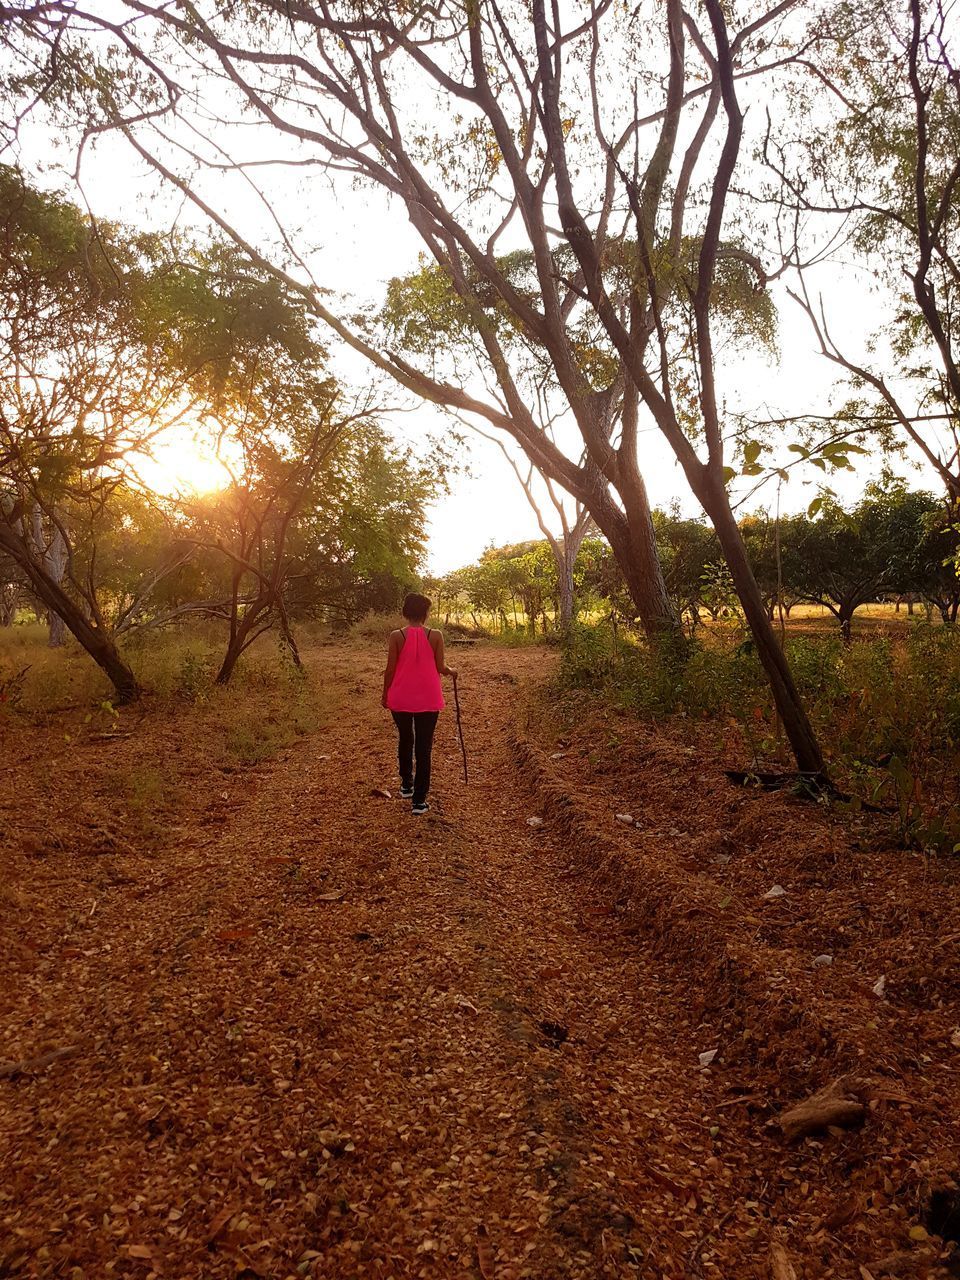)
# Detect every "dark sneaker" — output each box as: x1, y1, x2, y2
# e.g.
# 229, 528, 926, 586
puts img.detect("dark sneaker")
399, 785, 414, 799
411, 801, 430, 815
